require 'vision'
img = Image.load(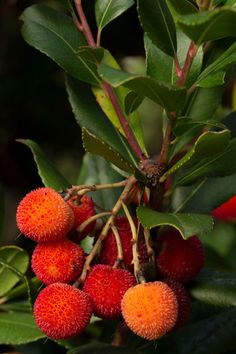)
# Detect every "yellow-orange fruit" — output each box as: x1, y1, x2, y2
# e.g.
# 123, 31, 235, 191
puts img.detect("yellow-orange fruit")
31, 239, 84, 285
16, 187, 74, 242
34, 283, 92, 339
121, 282, 178, 340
